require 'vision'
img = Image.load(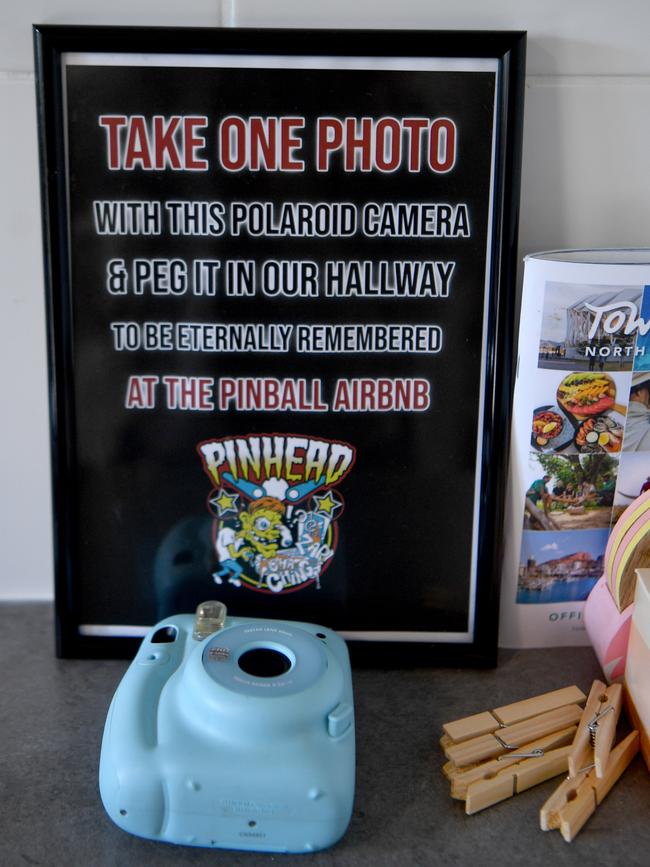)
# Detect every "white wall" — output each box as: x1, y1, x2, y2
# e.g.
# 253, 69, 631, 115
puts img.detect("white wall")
3, 1, 650, 599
